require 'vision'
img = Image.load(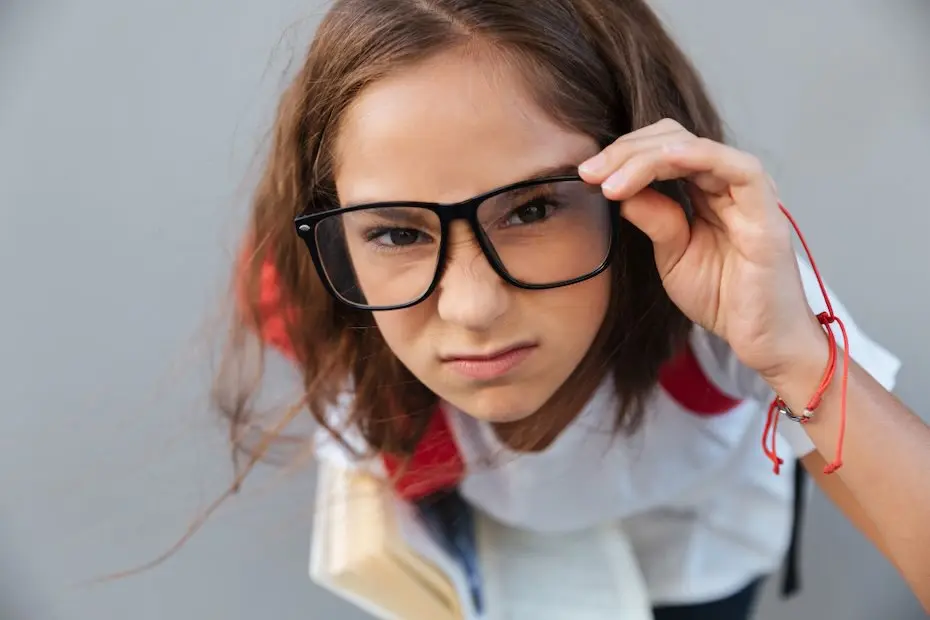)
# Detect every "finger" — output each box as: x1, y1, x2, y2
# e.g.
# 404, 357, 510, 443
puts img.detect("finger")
614, 117, 687, 142
619, 188, 691, 277
662, 138, 769, 193
600, 146, 727, 201
607, 138, 773, 215
579, 118, 691, 183
665, 139, 776, 217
